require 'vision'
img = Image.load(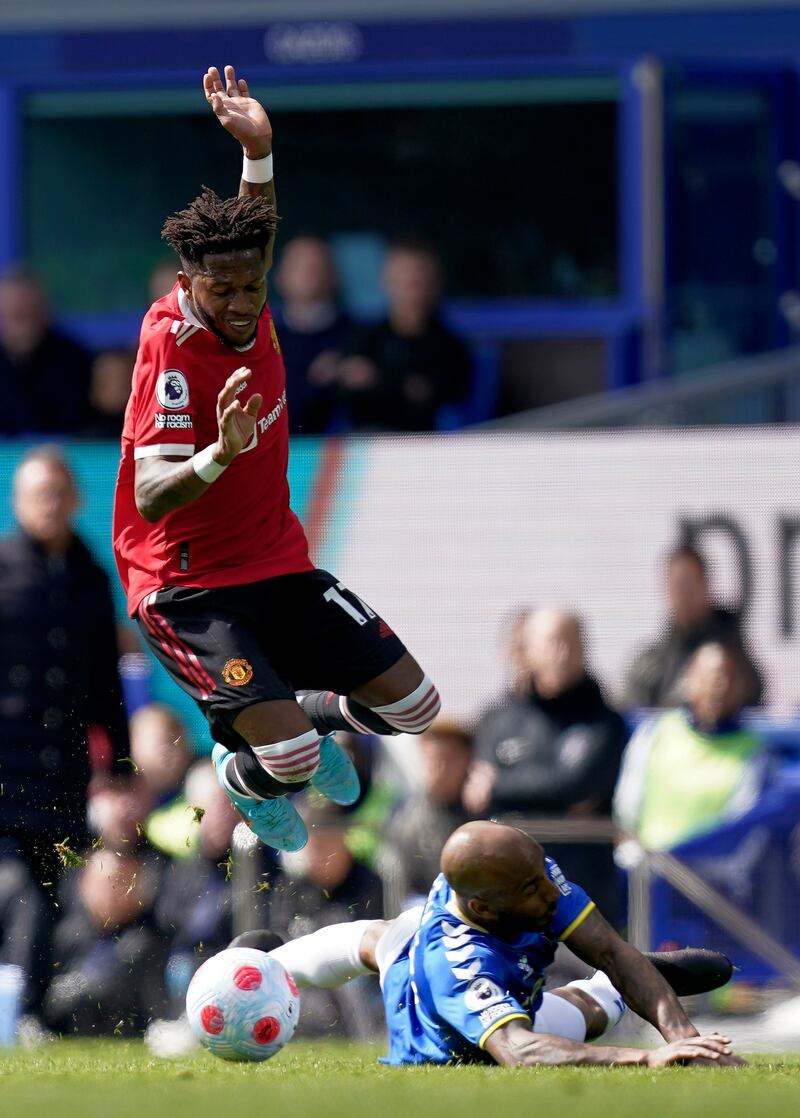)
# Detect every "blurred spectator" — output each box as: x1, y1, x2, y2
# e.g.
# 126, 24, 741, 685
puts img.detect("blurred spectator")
129, 703, 194, 859
0, 266, 93, 435
467, 607, 626, 925
614, 642, 771, 851
0, 849, 50, 1018
44, 850, 167, 1036
382, 720, 474, 907
339, 237, 472, 431
0, 446, 131, 888
267, 798, 384, 1038
621, 545, 763, 710
270, 798, 383, 933
274, 236, 352, 433
155, 763, 242, 1014
83, 347, 135, 438
87, 776, 155, 858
